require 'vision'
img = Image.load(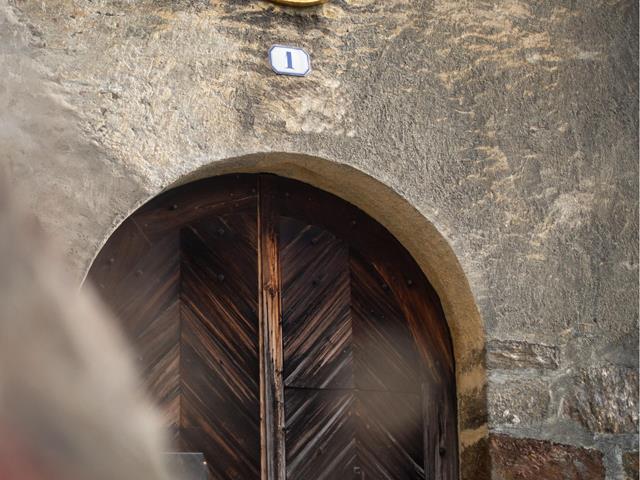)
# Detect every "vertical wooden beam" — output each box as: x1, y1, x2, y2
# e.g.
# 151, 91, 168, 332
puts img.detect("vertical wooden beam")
258, 175, 286, 480
422, 380, 458, 480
